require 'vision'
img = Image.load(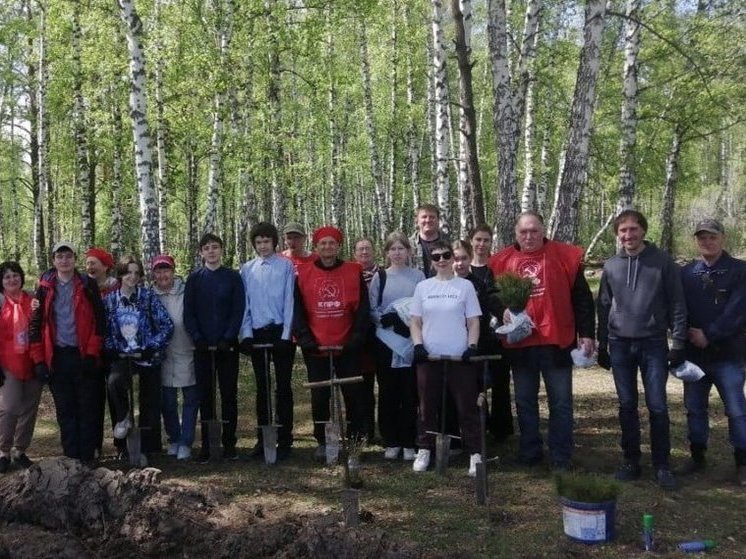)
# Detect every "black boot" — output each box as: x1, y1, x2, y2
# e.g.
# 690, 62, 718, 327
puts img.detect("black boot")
679, 443, 706, 475
735, 448, 746, 486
